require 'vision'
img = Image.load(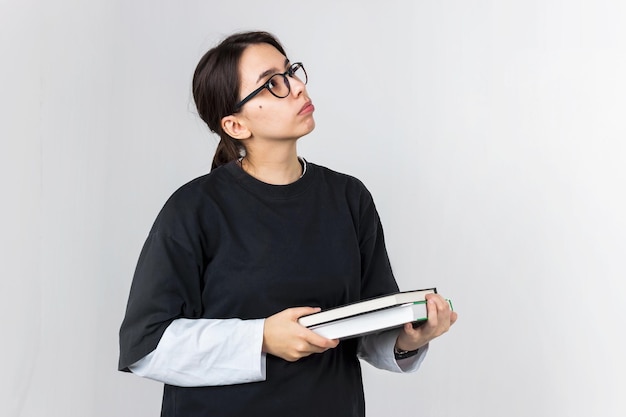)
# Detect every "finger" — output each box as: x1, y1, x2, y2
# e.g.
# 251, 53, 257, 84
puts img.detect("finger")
450, 311, 458, 326
426, 293, 448, 309
305, 342, 337, 355
402, 322, 419, 336
304, 329, 340, 349
426, 294, 454, 323
289, 306, 322, 320
291, 336, 338, 359
425, 297, 440, 325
